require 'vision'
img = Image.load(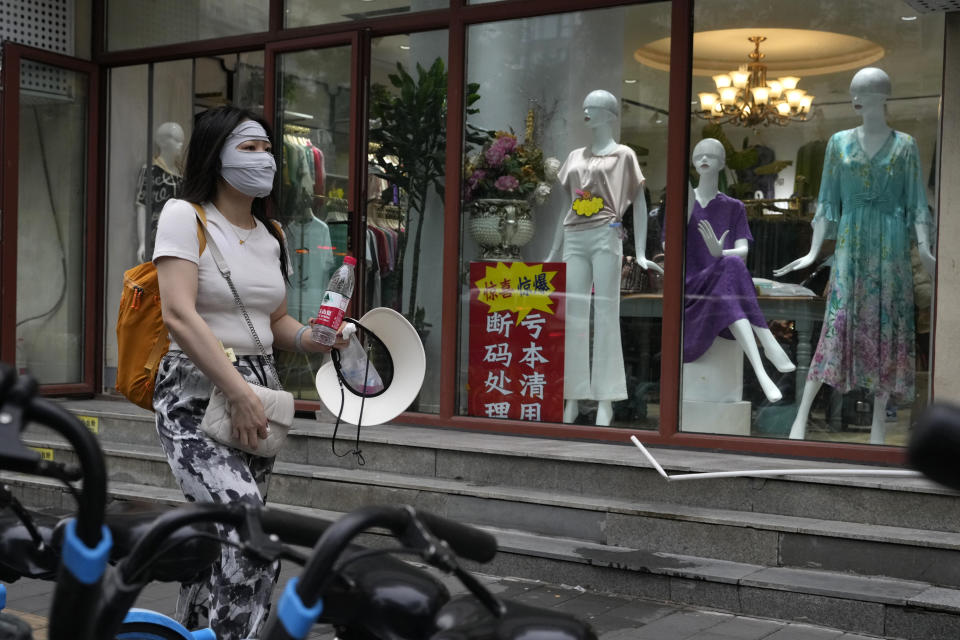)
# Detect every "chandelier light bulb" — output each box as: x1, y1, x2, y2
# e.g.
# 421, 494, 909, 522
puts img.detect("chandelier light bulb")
699, 92, 719, 112
713, 74, 732, 89
779, 76, 800, 91
720, 87, 738, 106
800, 95, 814, 112
768, 80, 783, 98
731, 68, 750, 89
751, 86, 770, 105
777, 102, 792, 115
786, 89, 805, 107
